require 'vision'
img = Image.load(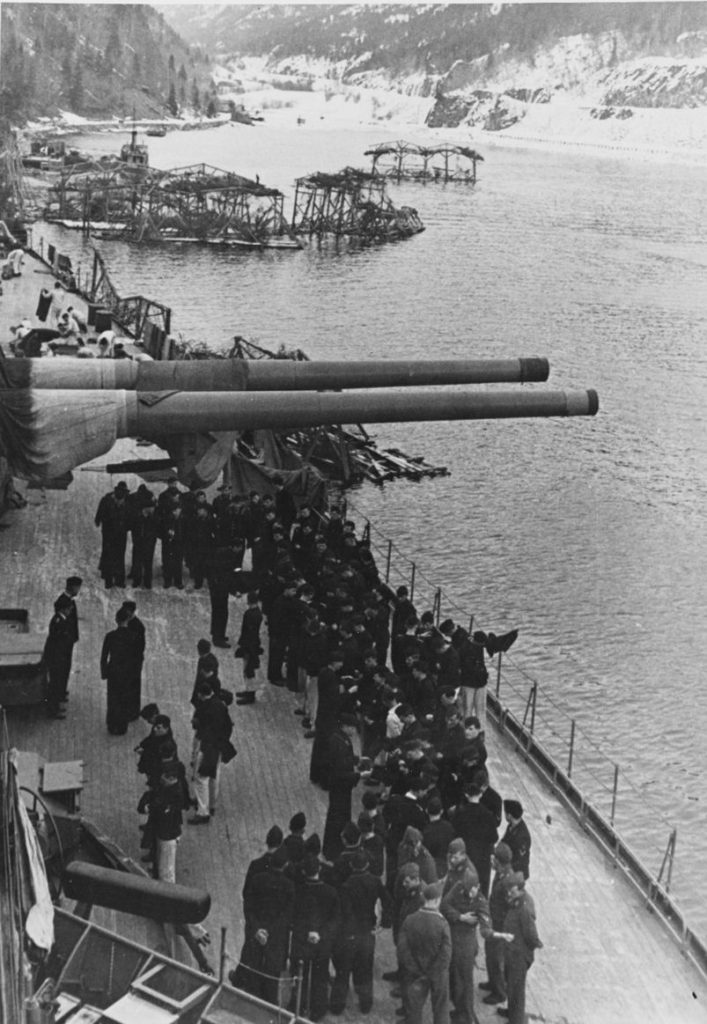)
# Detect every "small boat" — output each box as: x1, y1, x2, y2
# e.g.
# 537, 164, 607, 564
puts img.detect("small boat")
231, 105, 264, 126
120, 129, 149, 167
146, 126, 167, 138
